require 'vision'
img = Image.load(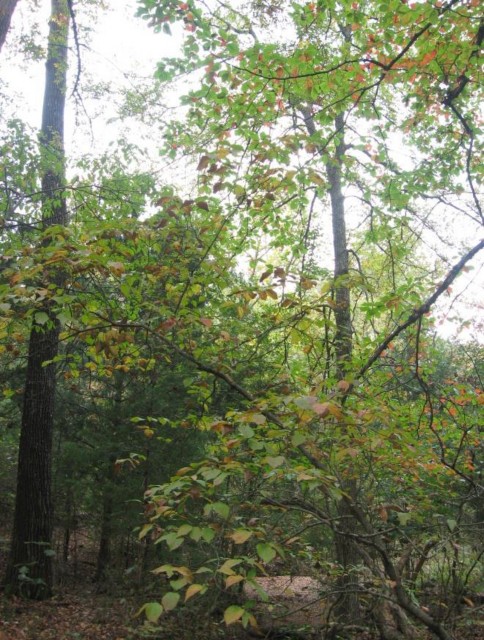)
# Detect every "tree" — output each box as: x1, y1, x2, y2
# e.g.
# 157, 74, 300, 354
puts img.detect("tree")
5, 0, 69, 599
0, 0, 19, 53
133, 0, 483, 637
